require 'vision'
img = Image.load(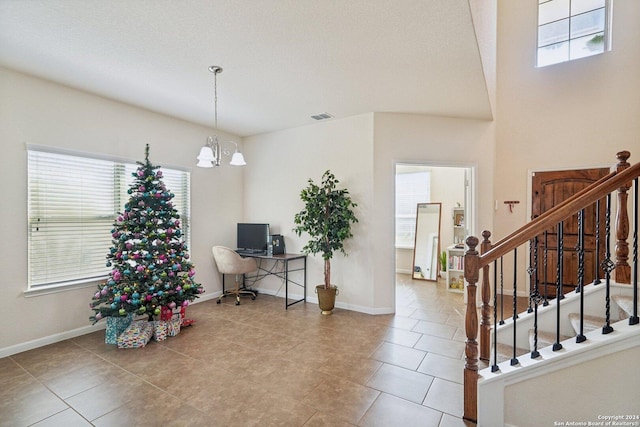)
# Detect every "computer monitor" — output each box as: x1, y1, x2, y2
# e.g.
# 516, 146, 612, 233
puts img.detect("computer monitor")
237, 223, 270, 253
